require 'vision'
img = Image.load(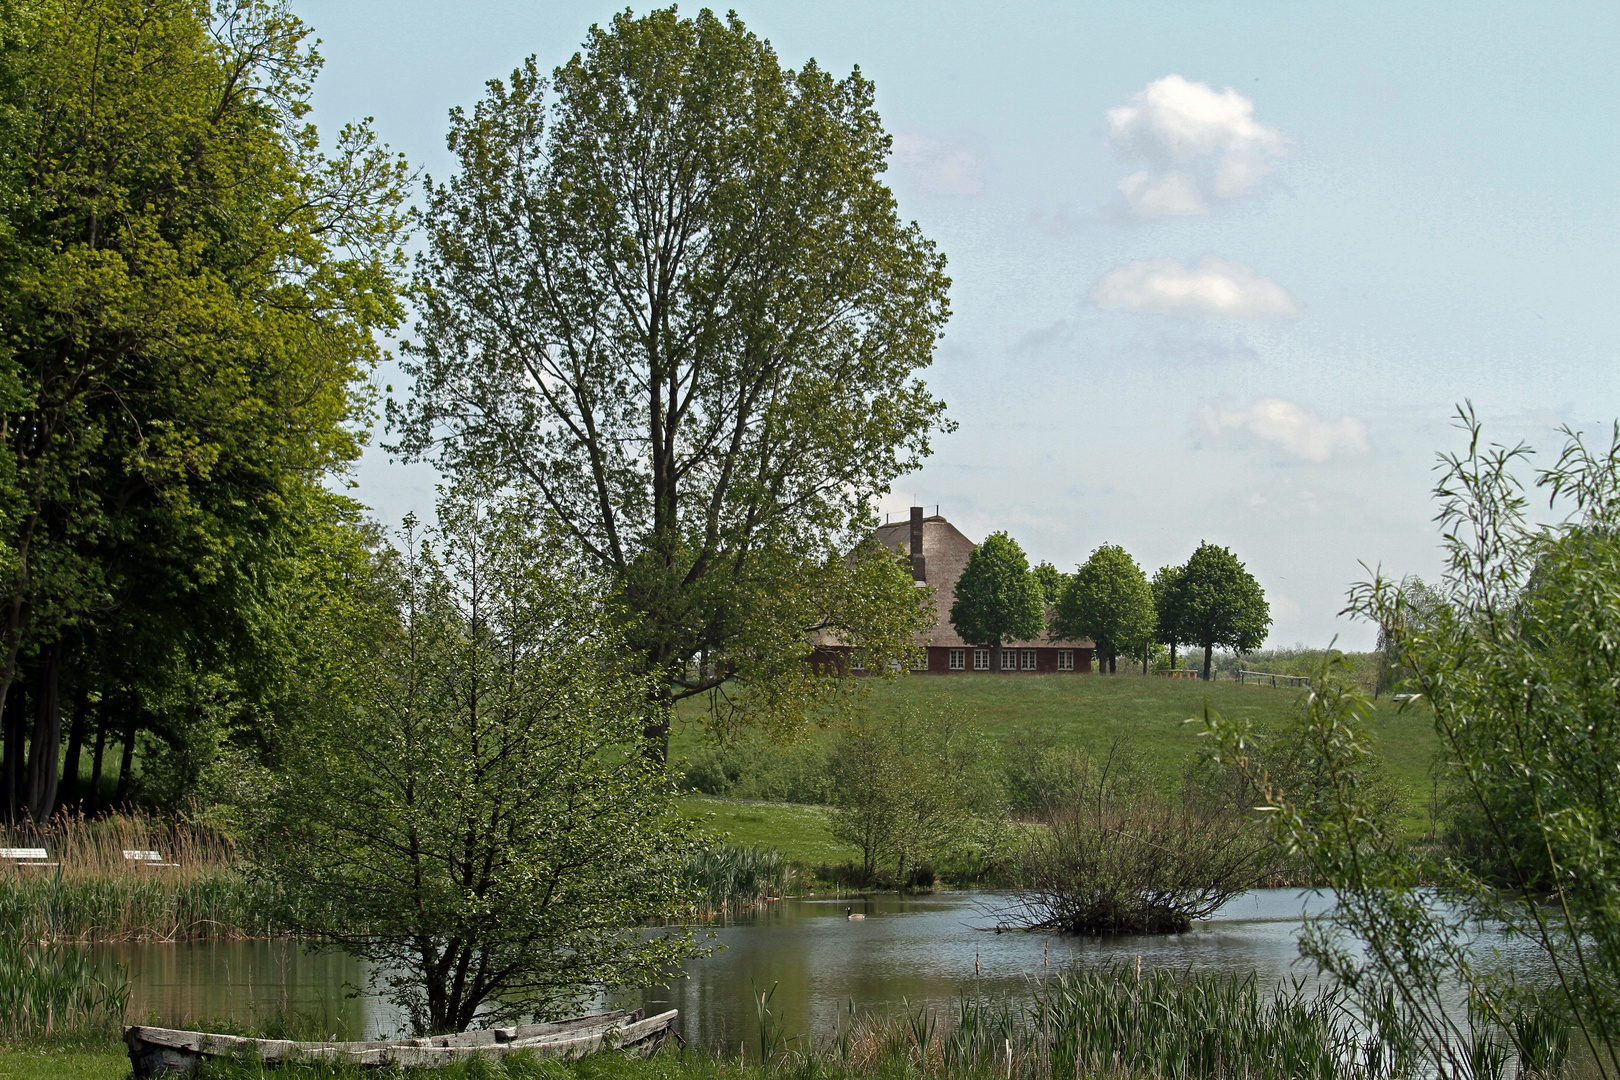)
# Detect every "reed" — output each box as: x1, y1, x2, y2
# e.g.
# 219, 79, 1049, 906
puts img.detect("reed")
0, 811, 273, 941
818, 967, 1361, 1080
0, 929, 130, 1040
682, 845, 799, 915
